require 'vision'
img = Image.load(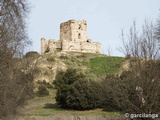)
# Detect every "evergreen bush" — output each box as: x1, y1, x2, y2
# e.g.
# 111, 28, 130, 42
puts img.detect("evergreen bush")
54, 68, 101, 110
